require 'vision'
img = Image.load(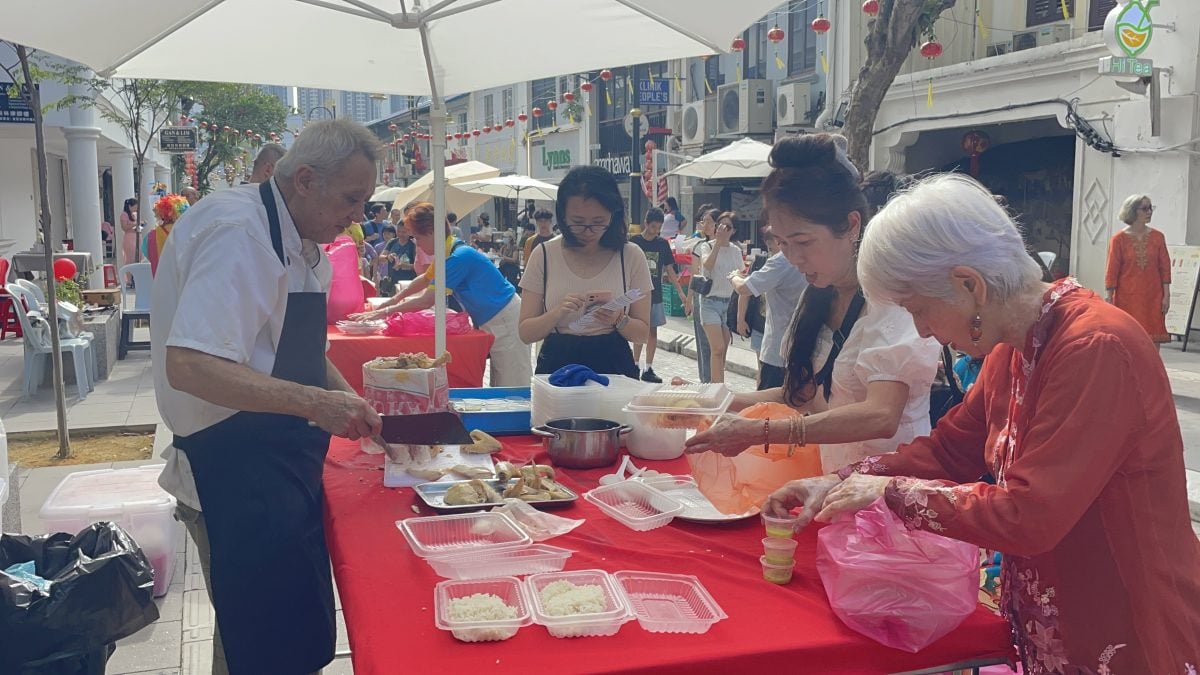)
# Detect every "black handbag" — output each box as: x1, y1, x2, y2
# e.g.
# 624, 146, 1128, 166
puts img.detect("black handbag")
689, 276, 713, 296
929, 346, 965, 427
727, 254, 769, 335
